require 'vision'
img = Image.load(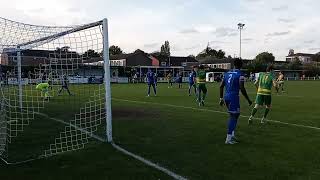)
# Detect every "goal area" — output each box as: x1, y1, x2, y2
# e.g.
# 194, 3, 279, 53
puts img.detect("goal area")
0, 17, 112, 164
